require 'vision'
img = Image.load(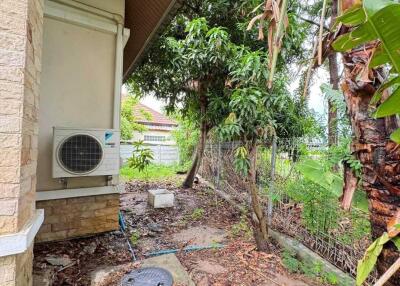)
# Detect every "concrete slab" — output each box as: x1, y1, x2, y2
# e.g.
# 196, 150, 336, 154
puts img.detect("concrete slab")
172, 226, 226, 247
194, 260, 227, 275
263, 273, 309, 286
142, 254, 195, 286
90, 265, 125, 286
270, 230, 354, 286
